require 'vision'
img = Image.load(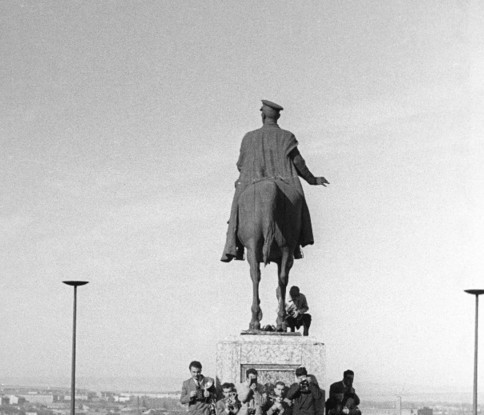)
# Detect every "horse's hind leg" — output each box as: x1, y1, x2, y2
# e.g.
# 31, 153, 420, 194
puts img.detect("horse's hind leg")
276, 250, 294, 331
247, 248, 262, 330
